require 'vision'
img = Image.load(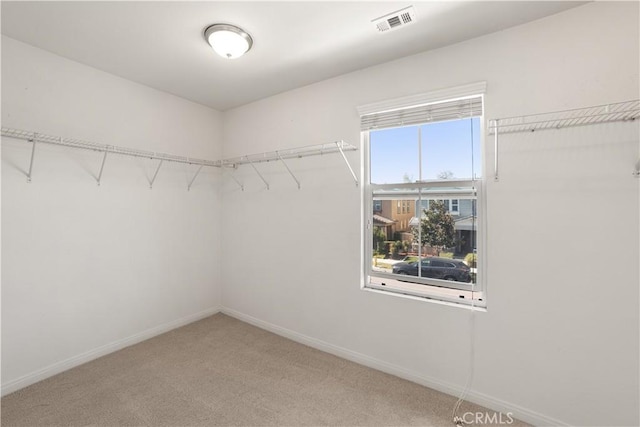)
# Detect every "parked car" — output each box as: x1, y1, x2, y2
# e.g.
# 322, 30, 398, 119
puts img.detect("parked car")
392, 256, 471, 282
